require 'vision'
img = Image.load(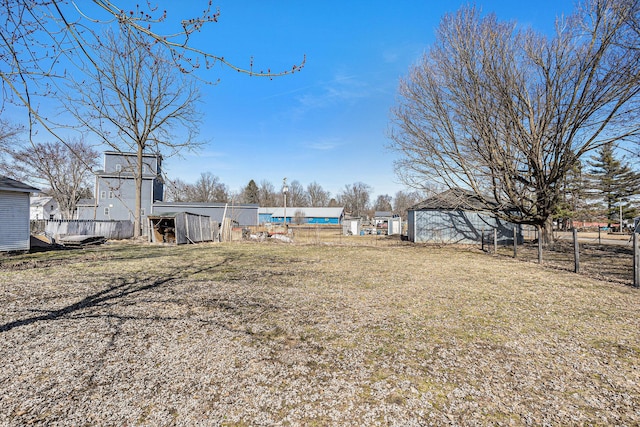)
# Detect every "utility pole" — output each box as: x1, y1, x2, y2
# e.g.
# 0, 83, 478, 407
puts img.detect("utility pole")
282, 177, 289, 230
